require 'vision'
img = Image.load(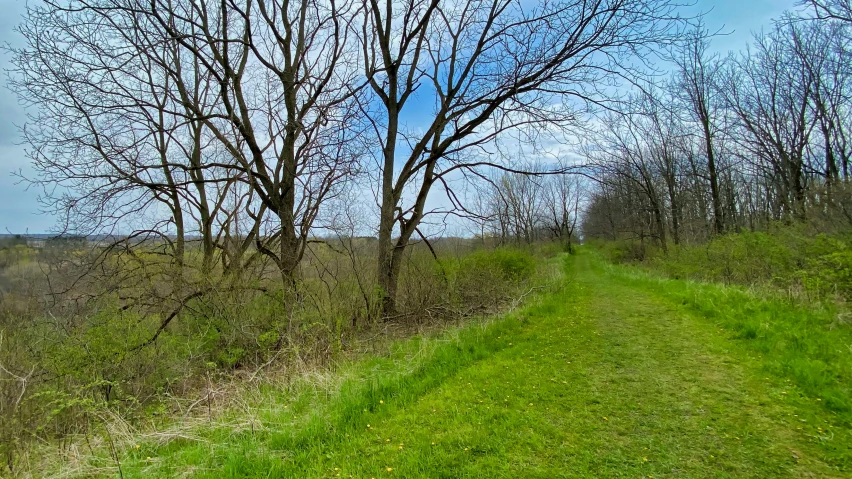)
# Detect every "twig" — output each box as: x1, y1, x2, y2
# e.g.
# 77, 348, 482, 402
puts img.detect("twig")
183, 390, 216, 419
512, 286, 545, 309
0, 331, 36, 407
248, 349, 285, 383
